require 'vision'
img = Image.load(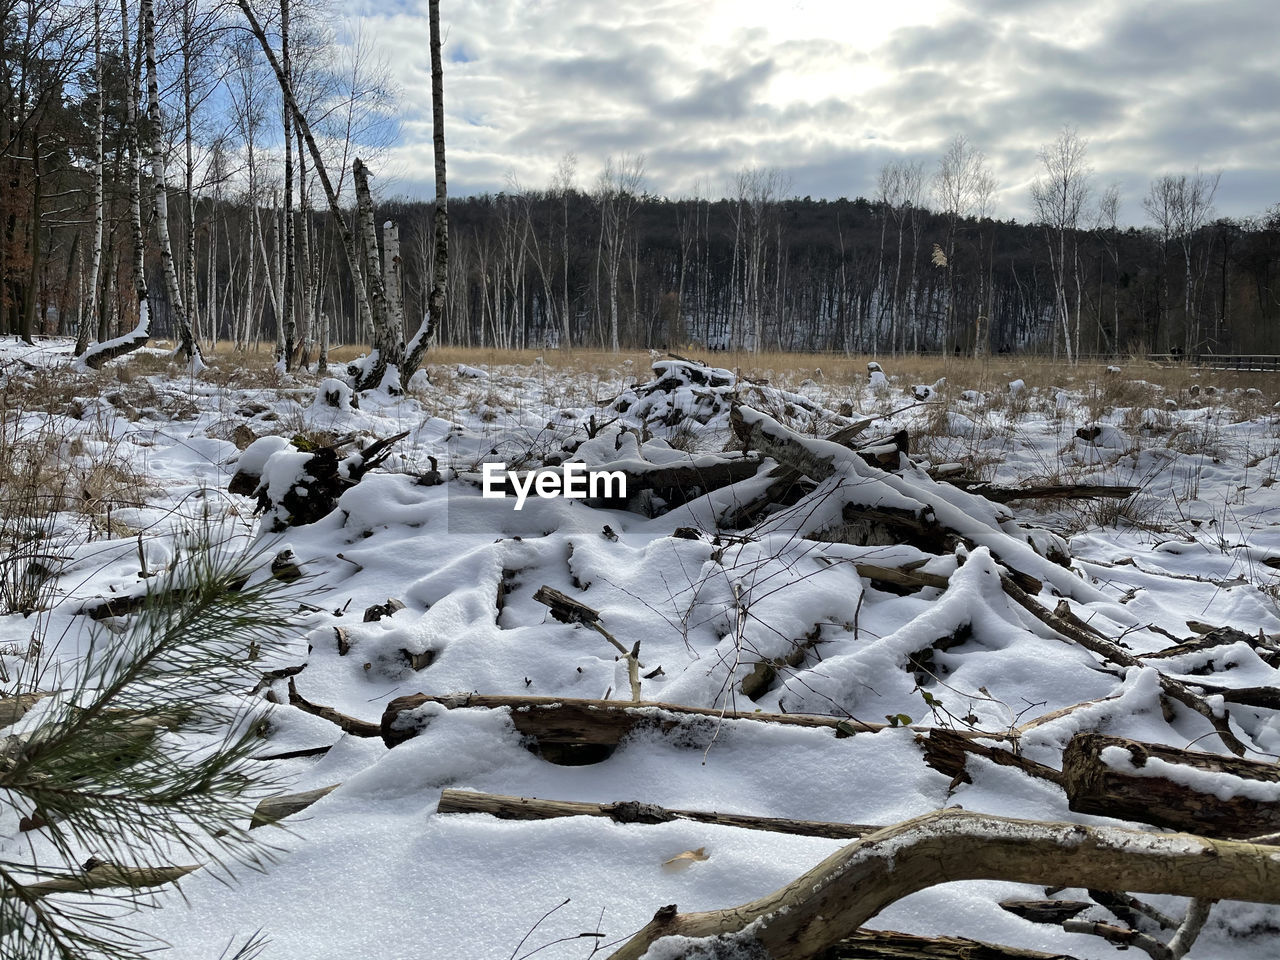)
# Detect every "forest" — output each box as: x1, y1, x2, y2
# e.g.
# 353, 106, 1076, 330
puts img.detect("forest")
5, 0, 1280, 367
